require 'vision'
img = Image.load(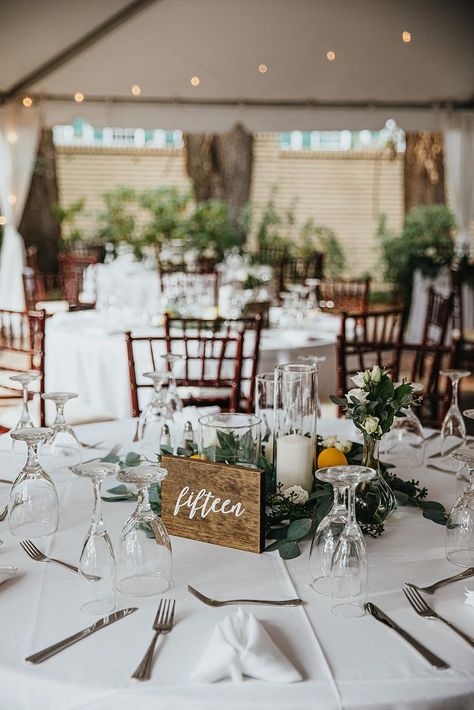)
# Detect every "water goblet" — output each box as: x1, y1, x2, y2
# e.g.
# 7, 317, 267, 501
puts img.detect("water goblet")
309, 467, 349, 595
440, 370, 471, 455
8, 427, 58, 538
383, 382, 424, 462
72, 461, 118, 614
446, 448, 474, 568
138, 372, 174, 443
116, 463, 172, 597
329, 465, 376, 618
9, 372, 40, 450
41, 392, 81, 471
